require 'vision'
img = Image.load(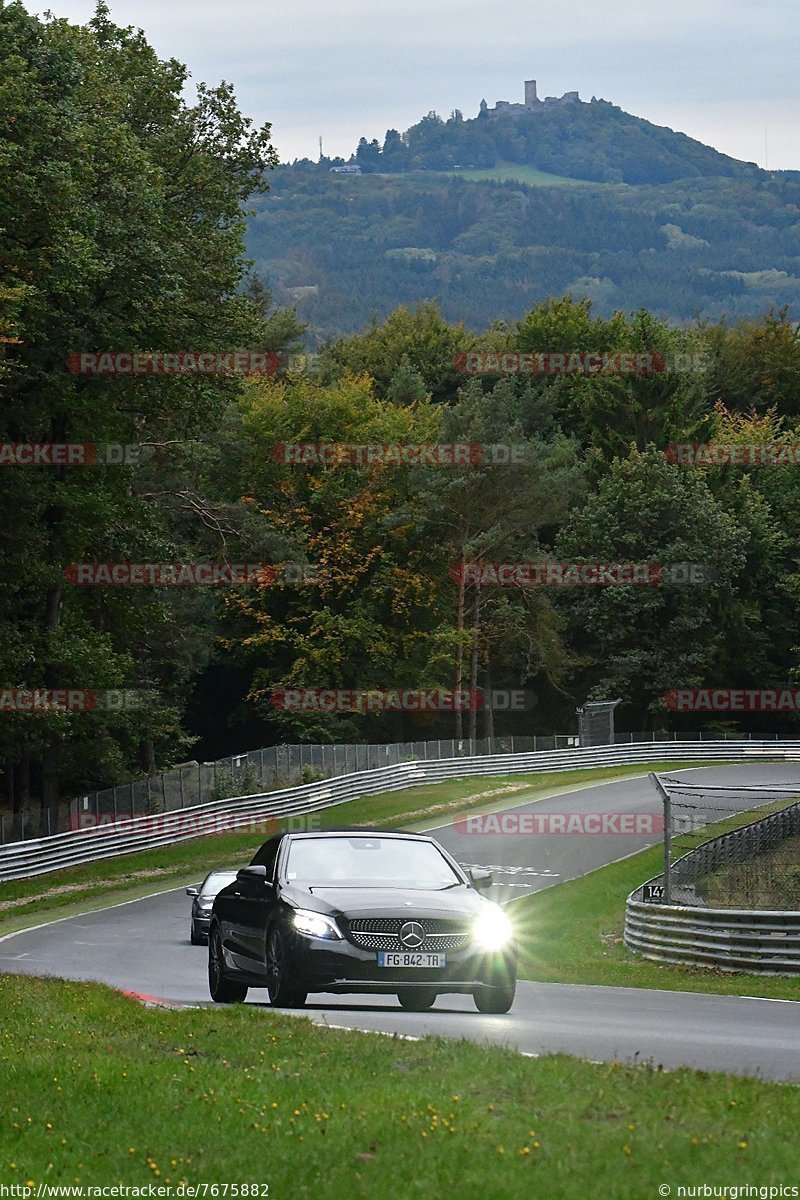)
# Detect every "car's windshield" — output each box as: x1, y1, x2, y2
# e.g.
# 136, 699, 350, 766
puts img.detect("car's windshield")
200, 871, 237, 897
285, 836, 462, 889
